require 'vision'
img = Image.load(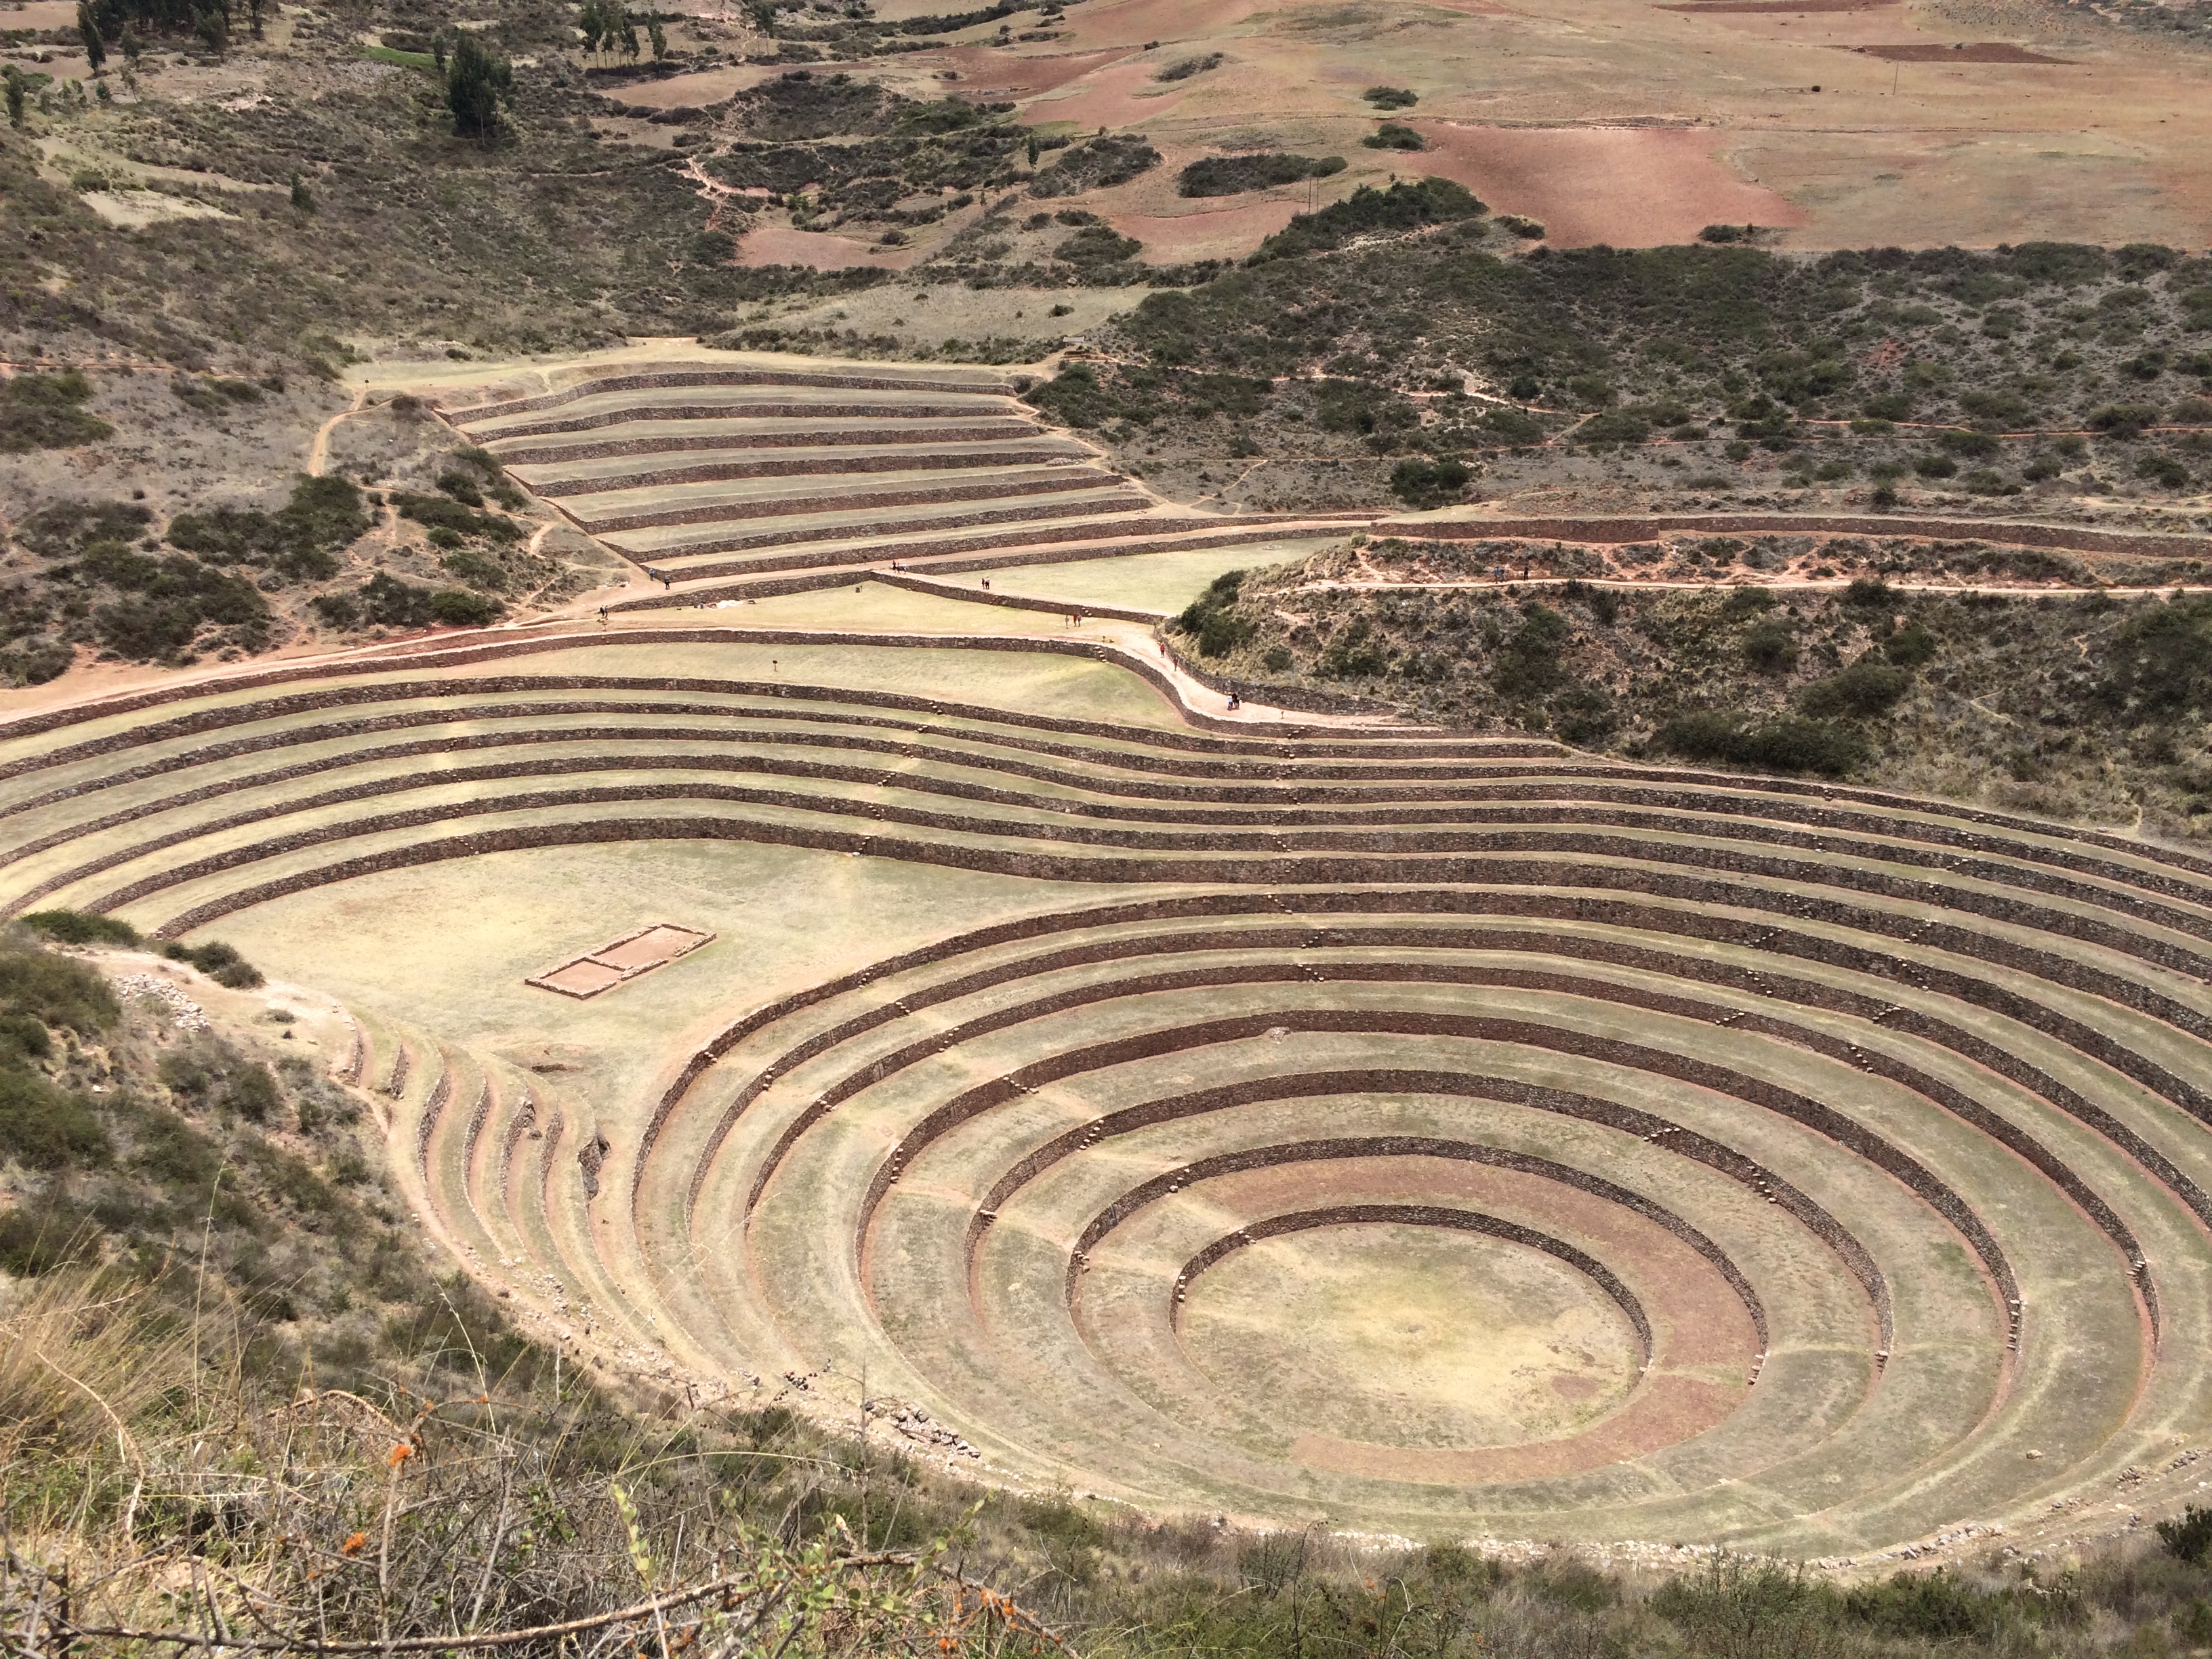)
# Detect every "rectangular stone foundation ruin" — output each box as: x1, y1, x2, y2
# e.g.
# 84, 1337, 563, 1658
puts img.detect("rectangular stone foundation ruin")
526, 923, 715, 999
